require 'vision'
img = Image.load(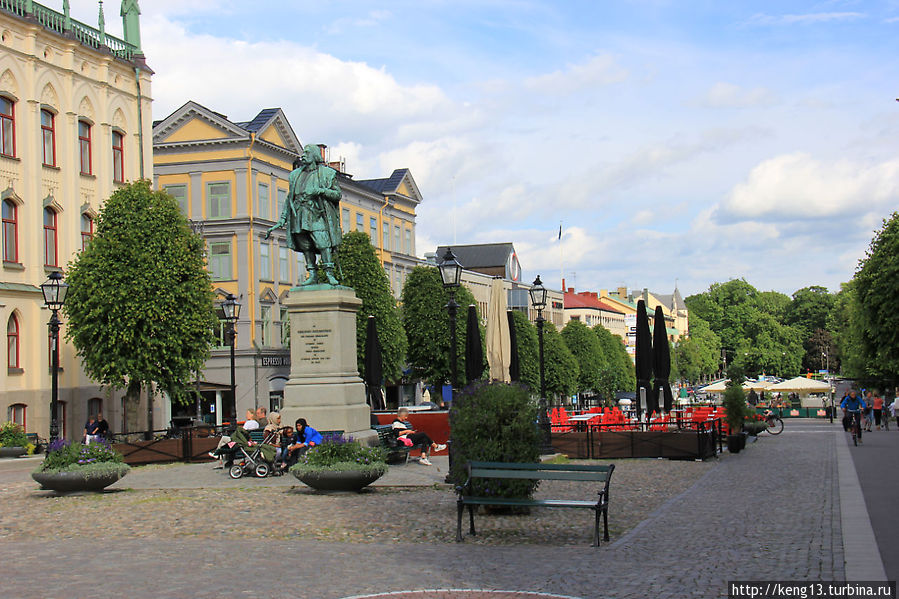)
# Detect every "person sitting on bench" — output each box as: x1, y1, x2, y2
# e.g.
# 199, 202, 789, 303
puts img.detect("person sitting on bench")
392, 407, 446, 466
284, 418, 323, 468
